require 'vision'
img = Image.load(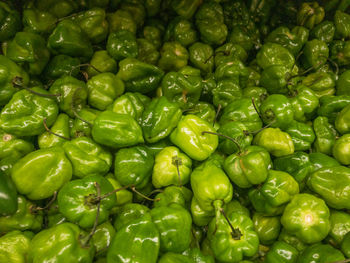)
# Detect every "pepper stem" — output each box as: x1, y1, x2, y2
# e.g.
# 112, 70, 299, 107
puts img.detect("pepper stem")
220, 208, 242, 240
130, 186, 160, 202
31, 191, 58, 212
96, 184, 133, 201
243, 120, 276, 136
202, 131, 242, 153
213, 104, 222, 126
330, 260, 350, 263
43, 118, 71, 141
172, 155, 182, 187
12, 76, 61, 98
69, 63, 102, 78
